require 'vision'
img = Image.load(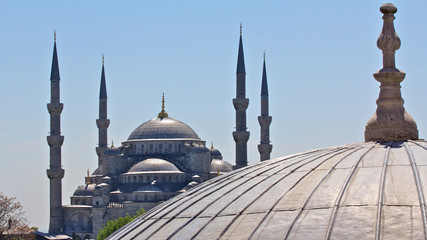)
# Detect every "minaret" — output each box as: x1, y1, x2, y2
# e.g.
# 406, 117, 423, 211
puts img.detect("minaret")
96, 56, 110, 173
46, 32, 65, 233
233, 24, 250, 169
365, 3, 418, 141
258, 53, 272, 161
